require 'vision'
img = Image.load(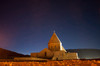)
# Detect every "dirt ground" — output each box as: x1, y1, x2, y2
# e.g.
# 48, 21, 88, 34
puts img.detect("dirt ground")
0, 60, 100, 66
